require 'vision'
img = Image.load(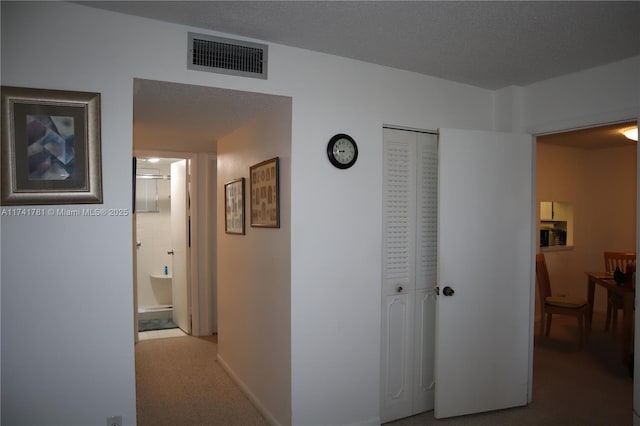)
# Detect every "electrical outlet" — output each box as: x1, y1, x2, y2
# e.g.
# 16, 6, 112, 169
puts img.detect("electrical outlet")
106, 415, 122, 426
